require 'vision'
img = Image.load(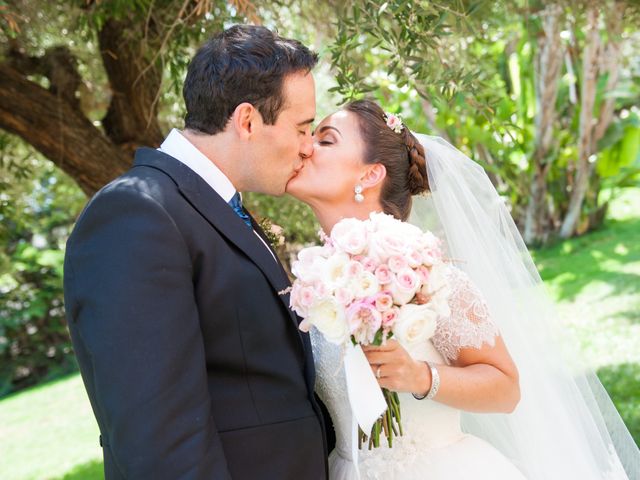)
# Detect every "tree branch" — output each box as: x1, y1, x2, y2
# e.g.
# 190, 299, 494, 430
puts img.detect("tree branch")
7, 41, 82, 108
0, 63, 130, 195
